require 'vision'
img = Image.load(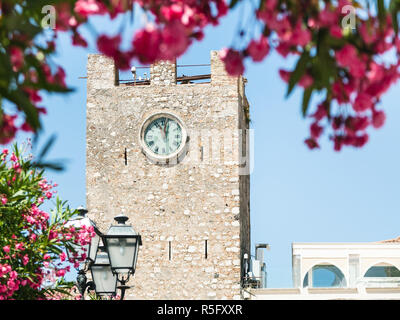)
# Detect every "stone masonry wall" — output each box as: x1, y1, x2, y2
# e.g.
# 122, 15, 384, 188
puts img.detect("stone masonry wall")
86, 51, 250, 299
